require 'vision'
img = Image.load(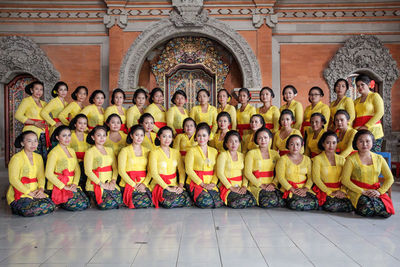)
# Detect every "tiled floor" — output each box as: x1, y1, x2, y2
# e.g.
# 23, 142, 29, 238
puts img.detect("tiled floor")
0, 174, 400, 266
